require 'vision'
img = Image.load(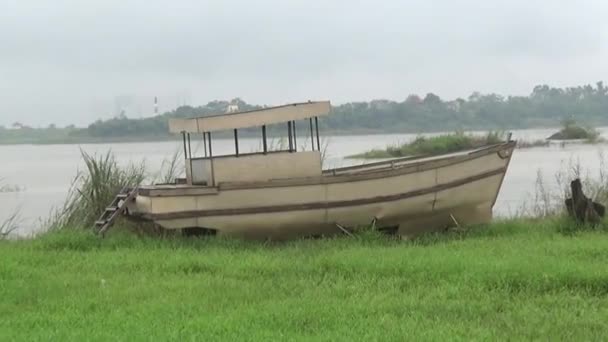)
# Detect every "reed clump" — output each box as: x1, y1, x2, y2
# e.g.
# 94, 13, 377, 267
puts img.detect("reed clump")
47, 150, 146, 231
0, 179, 21, 239
0, 209, 19, 239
